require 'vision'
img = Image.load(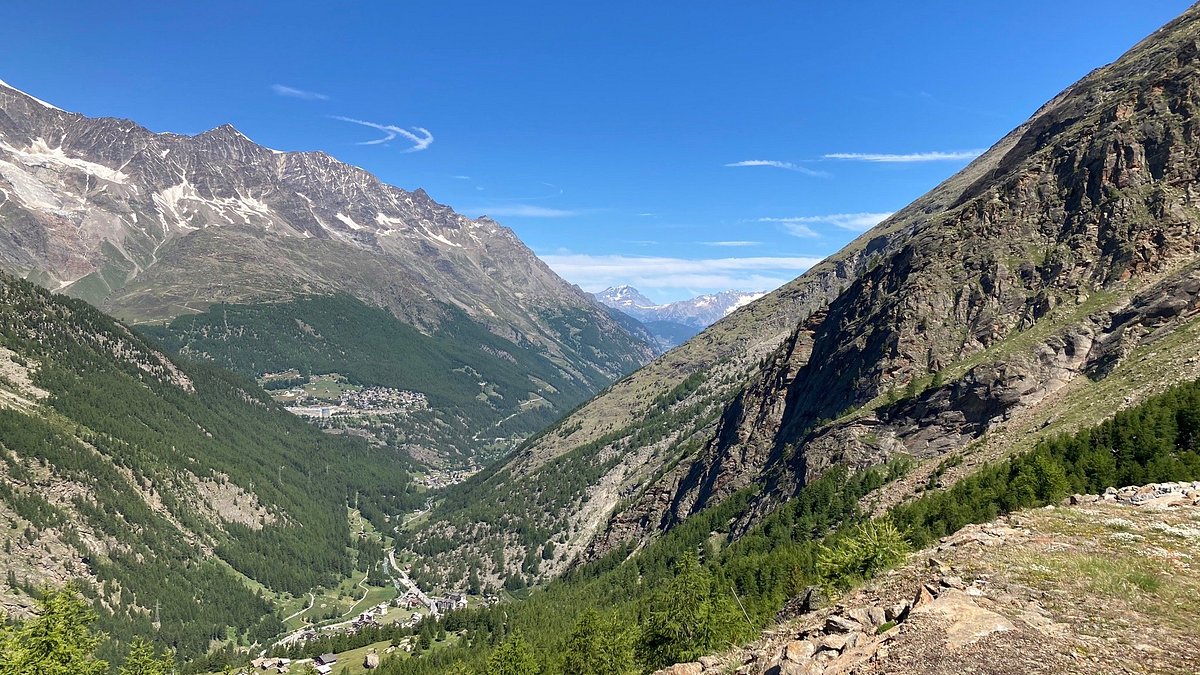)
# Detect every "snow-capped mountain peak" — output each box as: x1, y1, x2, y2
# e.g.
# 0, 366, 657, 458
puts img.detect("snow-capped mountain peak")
596, 285, 658, 310
595, 286, 765, 329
